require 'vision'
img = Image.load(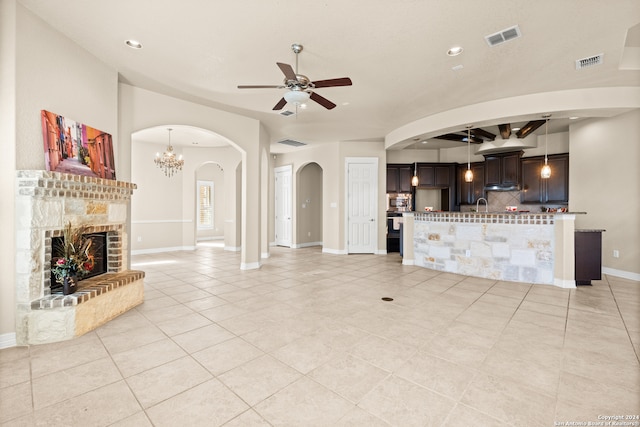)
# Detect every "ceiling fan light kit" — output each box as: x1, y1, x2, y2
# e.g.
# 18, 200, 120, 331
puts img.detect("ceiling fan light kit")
238, 43, 352, 111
